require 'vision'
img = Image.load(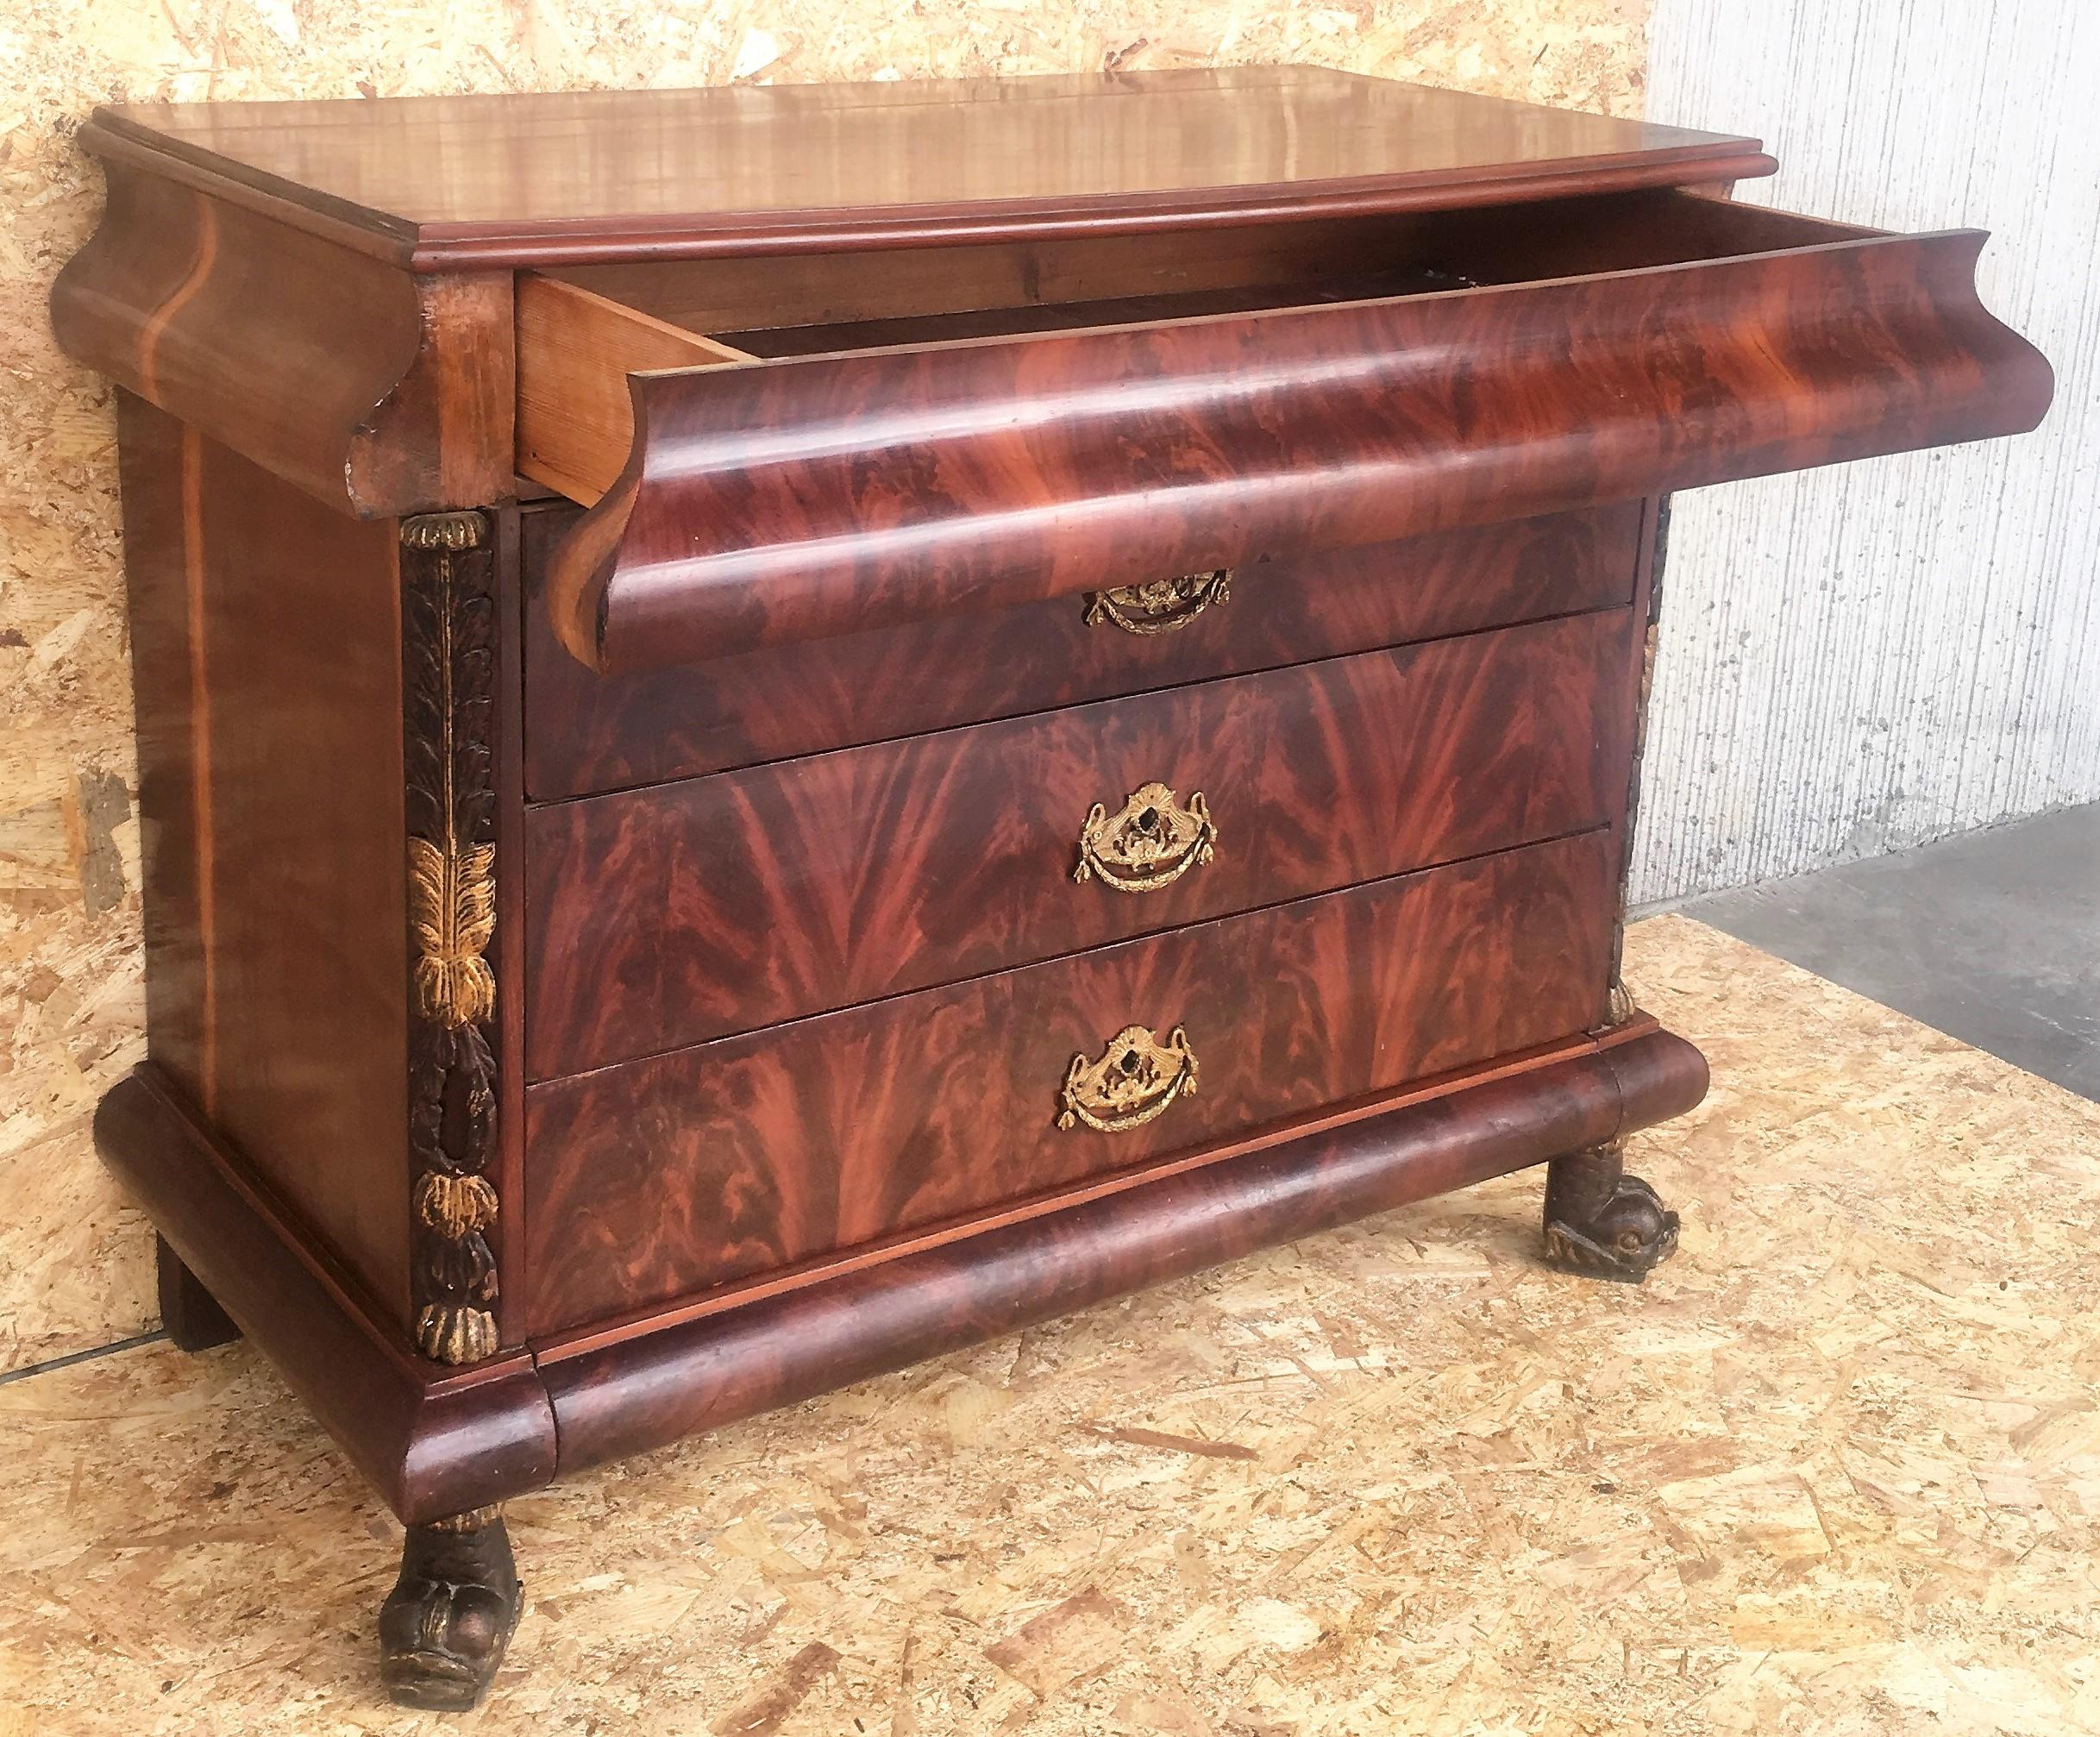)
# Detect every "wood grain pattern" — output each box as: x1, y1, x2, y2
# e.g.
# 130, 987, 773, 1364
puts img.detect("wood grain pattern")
547, 206, 2052, 675
524, 611, 1633, 1076
60, 67, 2059, 1709
522, 502, 1642, 797
522, 830, 1618, 1335
518, 190, 1872, 512
491, 506, 532, 1363
515, 274, 750, 506
114, 392, 415, 1326
79, 69, 1772, 268
536, 1022, 1709, 1470
525, 258, 1471, 505
52, 164, 510, 517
